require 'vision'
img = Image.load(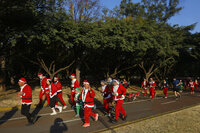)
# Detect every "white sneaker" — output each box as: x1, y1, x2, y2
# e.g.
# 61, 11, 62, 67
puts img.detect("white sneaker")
63, 106, 67, 110
57, 106, 62, 113
50, 112, 57, 115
